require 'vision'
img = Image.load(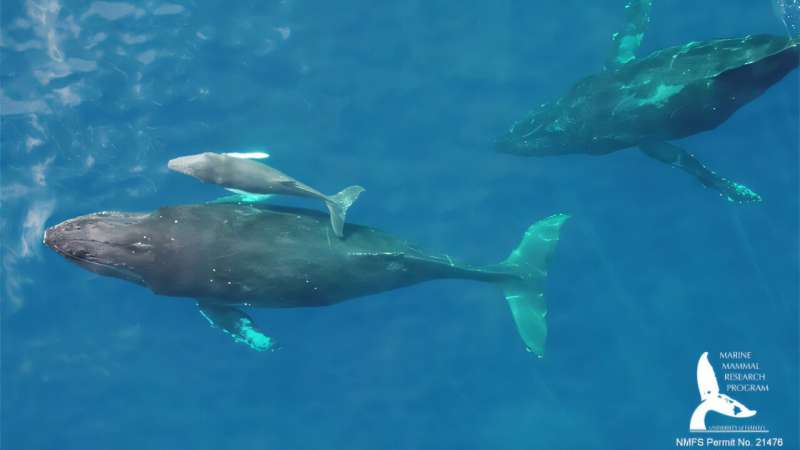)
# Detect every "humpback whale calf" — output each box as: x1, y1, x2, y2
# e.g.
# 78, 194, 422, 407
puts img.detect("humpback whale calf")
168, 152, 364, 237
43, 203, 569, 357
497, 0, 799, 203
